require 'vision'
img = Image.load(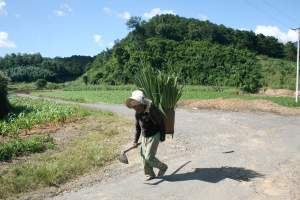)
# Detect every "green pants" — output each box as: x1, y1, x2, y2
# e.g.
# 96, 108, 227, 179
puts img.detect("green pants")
140, 132, 167, 177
